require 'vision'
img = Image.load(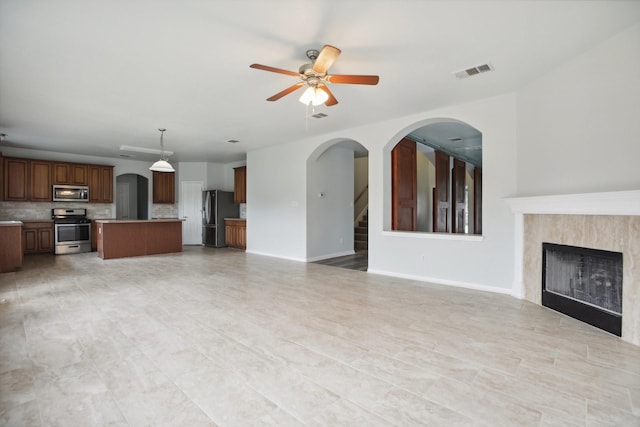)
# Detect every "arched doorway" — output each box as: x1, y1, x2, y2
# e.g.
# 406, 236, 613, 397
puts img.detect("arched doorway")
115, 174, 149, 220
306, 138, 369, 269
